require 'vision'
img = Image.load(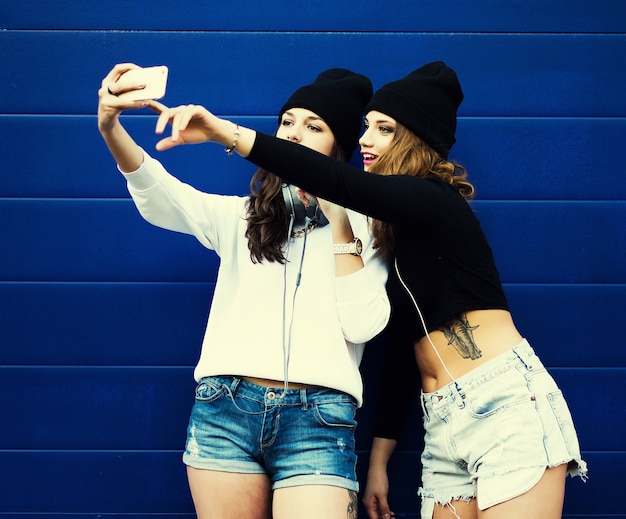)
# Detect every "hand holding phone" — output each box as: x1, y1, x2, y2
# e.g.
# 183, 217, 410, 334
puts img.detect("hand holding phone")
117, 65, 168, 101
